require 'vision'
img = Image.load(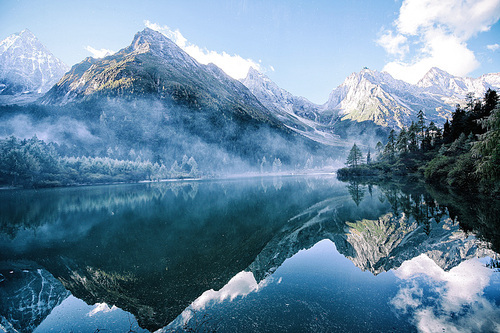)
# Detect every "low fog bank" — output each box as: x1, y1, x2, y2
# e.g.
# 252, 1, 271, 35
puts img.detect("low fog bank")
0, 98, 352, 186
